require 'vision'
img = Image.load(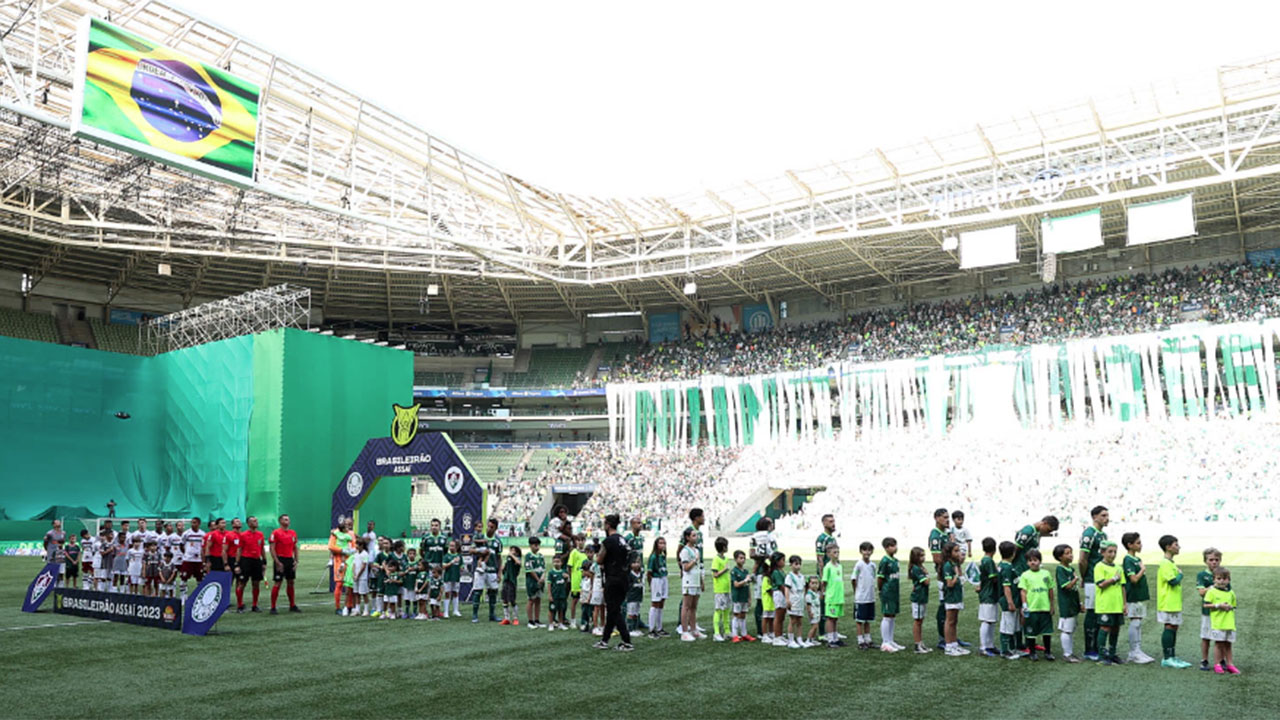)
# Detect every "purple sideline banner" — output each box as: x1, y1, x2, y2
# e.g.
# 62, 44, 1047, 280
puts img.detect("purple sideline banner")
182, 571, 233, 636
53, 588, 182, 630
22, 562, 62, 613
332, 431, 485, 602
